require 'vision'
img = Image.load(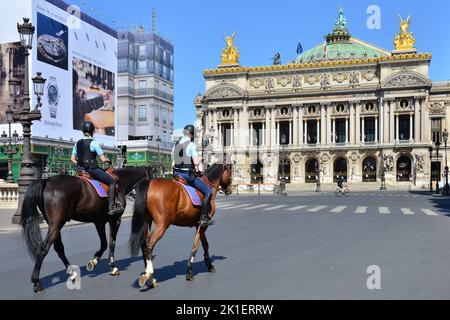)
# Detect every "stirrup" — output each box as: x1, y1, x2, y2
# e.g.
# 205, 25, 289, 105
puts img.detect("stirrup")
108, 203, 124, 216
